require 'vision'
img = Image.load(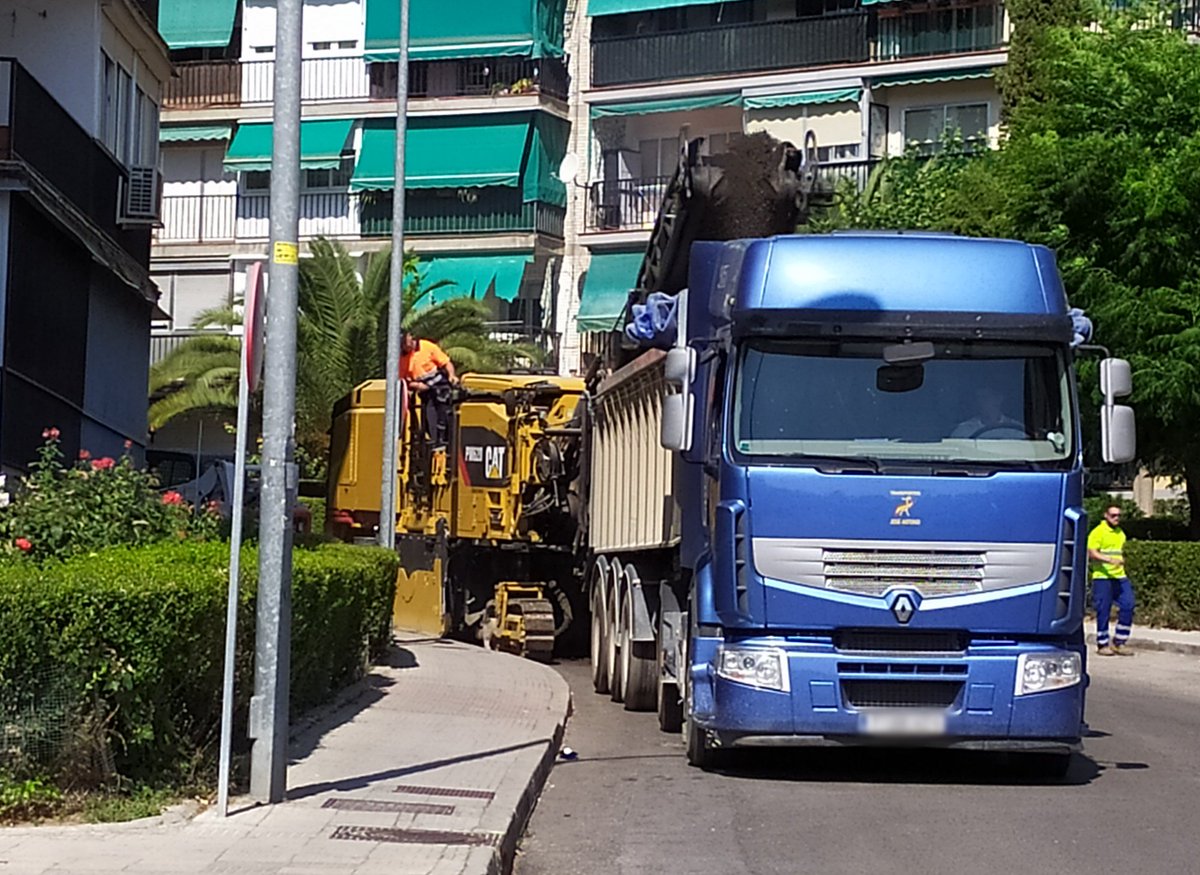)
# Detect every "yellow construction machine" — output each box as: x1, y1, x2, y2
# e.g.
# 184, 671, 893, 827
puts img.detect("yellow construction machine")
326, 372, 586, 658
